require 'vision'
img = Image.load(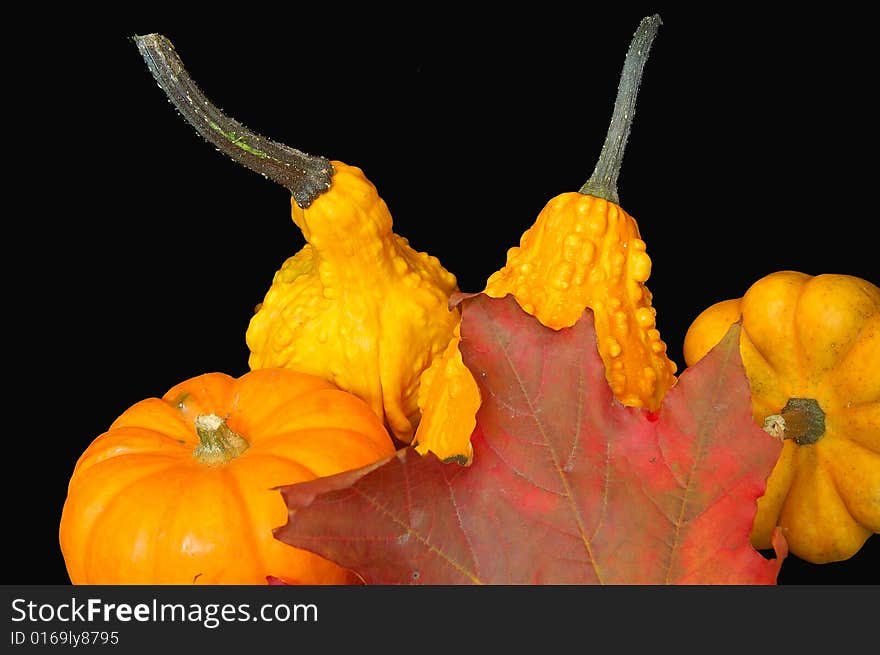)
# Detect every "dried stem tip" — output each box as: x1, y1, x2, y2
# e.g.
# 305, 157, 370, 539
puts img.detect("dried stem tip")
134, 33, 334, 208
